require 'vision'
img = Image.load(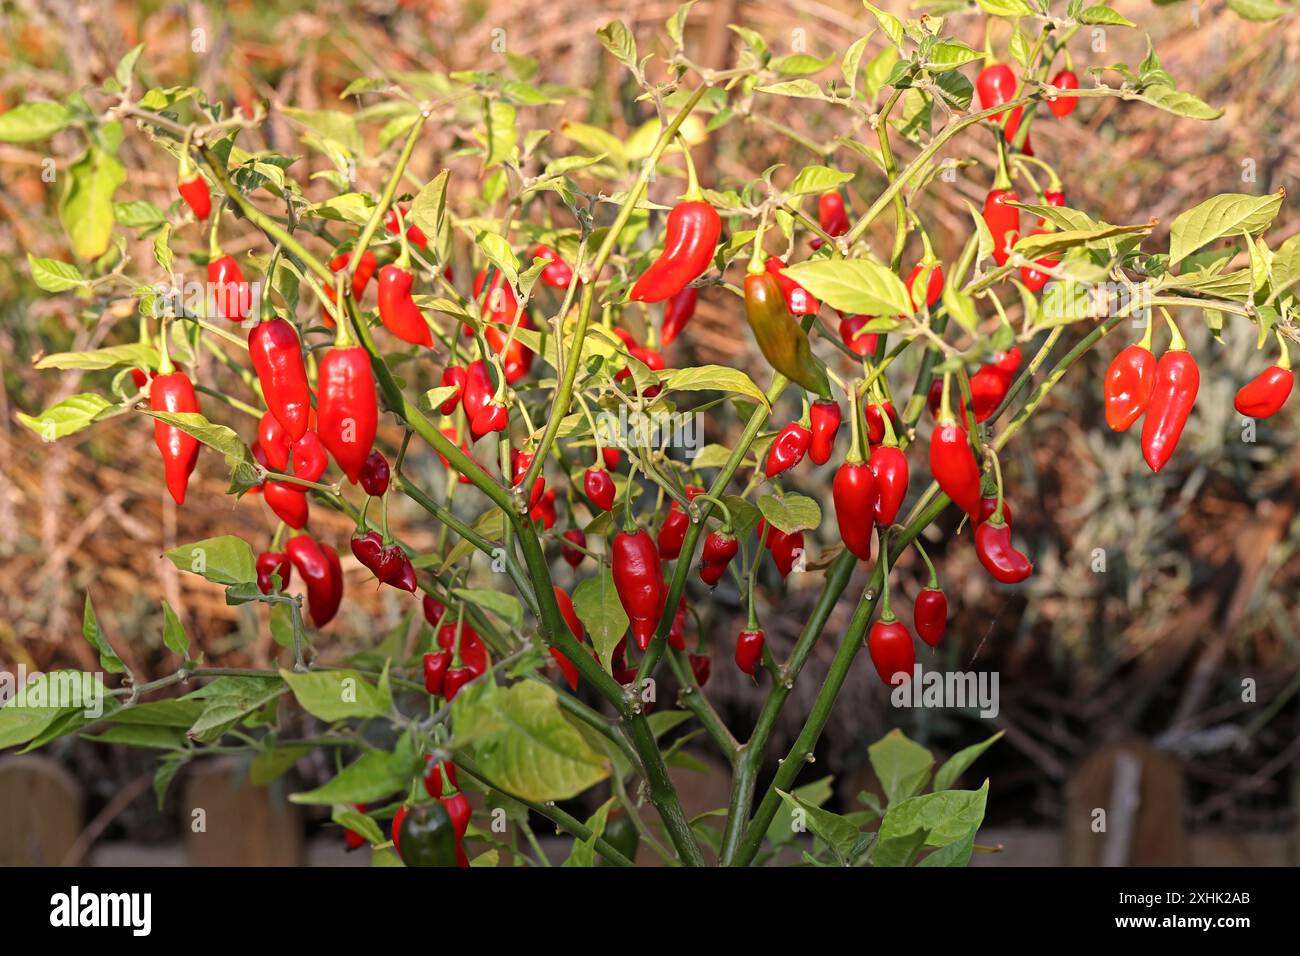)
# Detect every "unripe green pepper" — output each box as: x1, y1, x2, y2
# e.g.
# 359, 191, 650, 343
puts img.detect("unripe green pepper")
743, 271, 830, 397
396, 802, 459, 867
